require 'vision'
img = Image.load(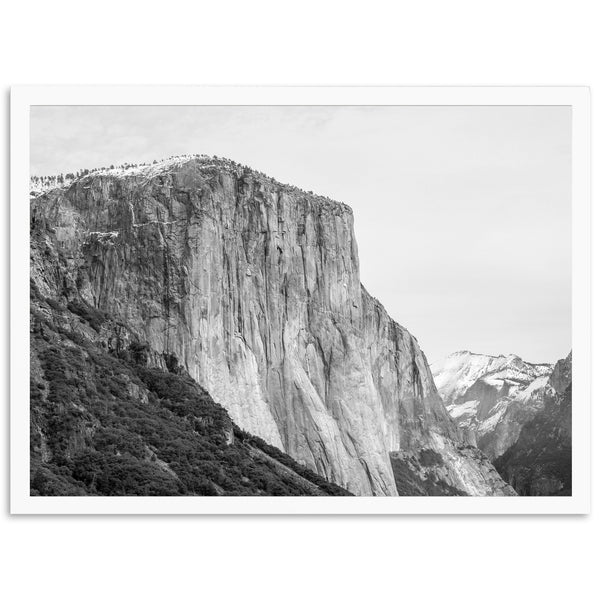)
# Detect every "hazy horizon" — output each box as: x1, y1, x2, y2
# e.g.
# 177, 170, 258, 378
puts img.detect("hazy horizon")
30, 105, 571, 365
